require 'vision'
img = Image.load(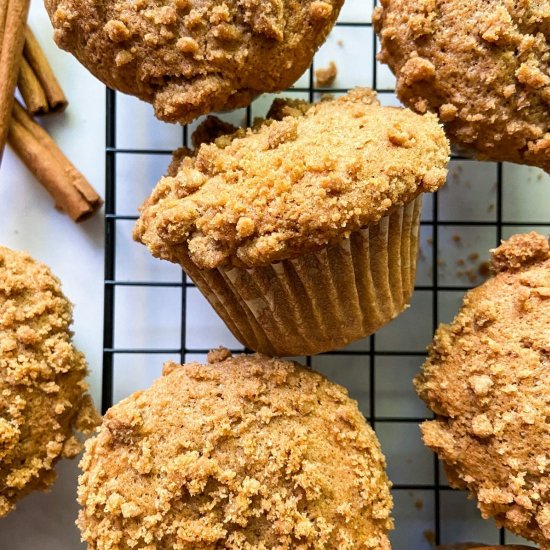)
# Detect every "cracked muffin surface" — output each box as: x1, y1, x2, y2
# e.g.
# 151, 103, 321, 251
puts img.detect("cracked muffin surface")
0, 247, 99, 517
77, 350, 393, 549
134, 88, 449, 269
415, 233, 550, 546
374, 0, 550, 172
45, 0, 342, 123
